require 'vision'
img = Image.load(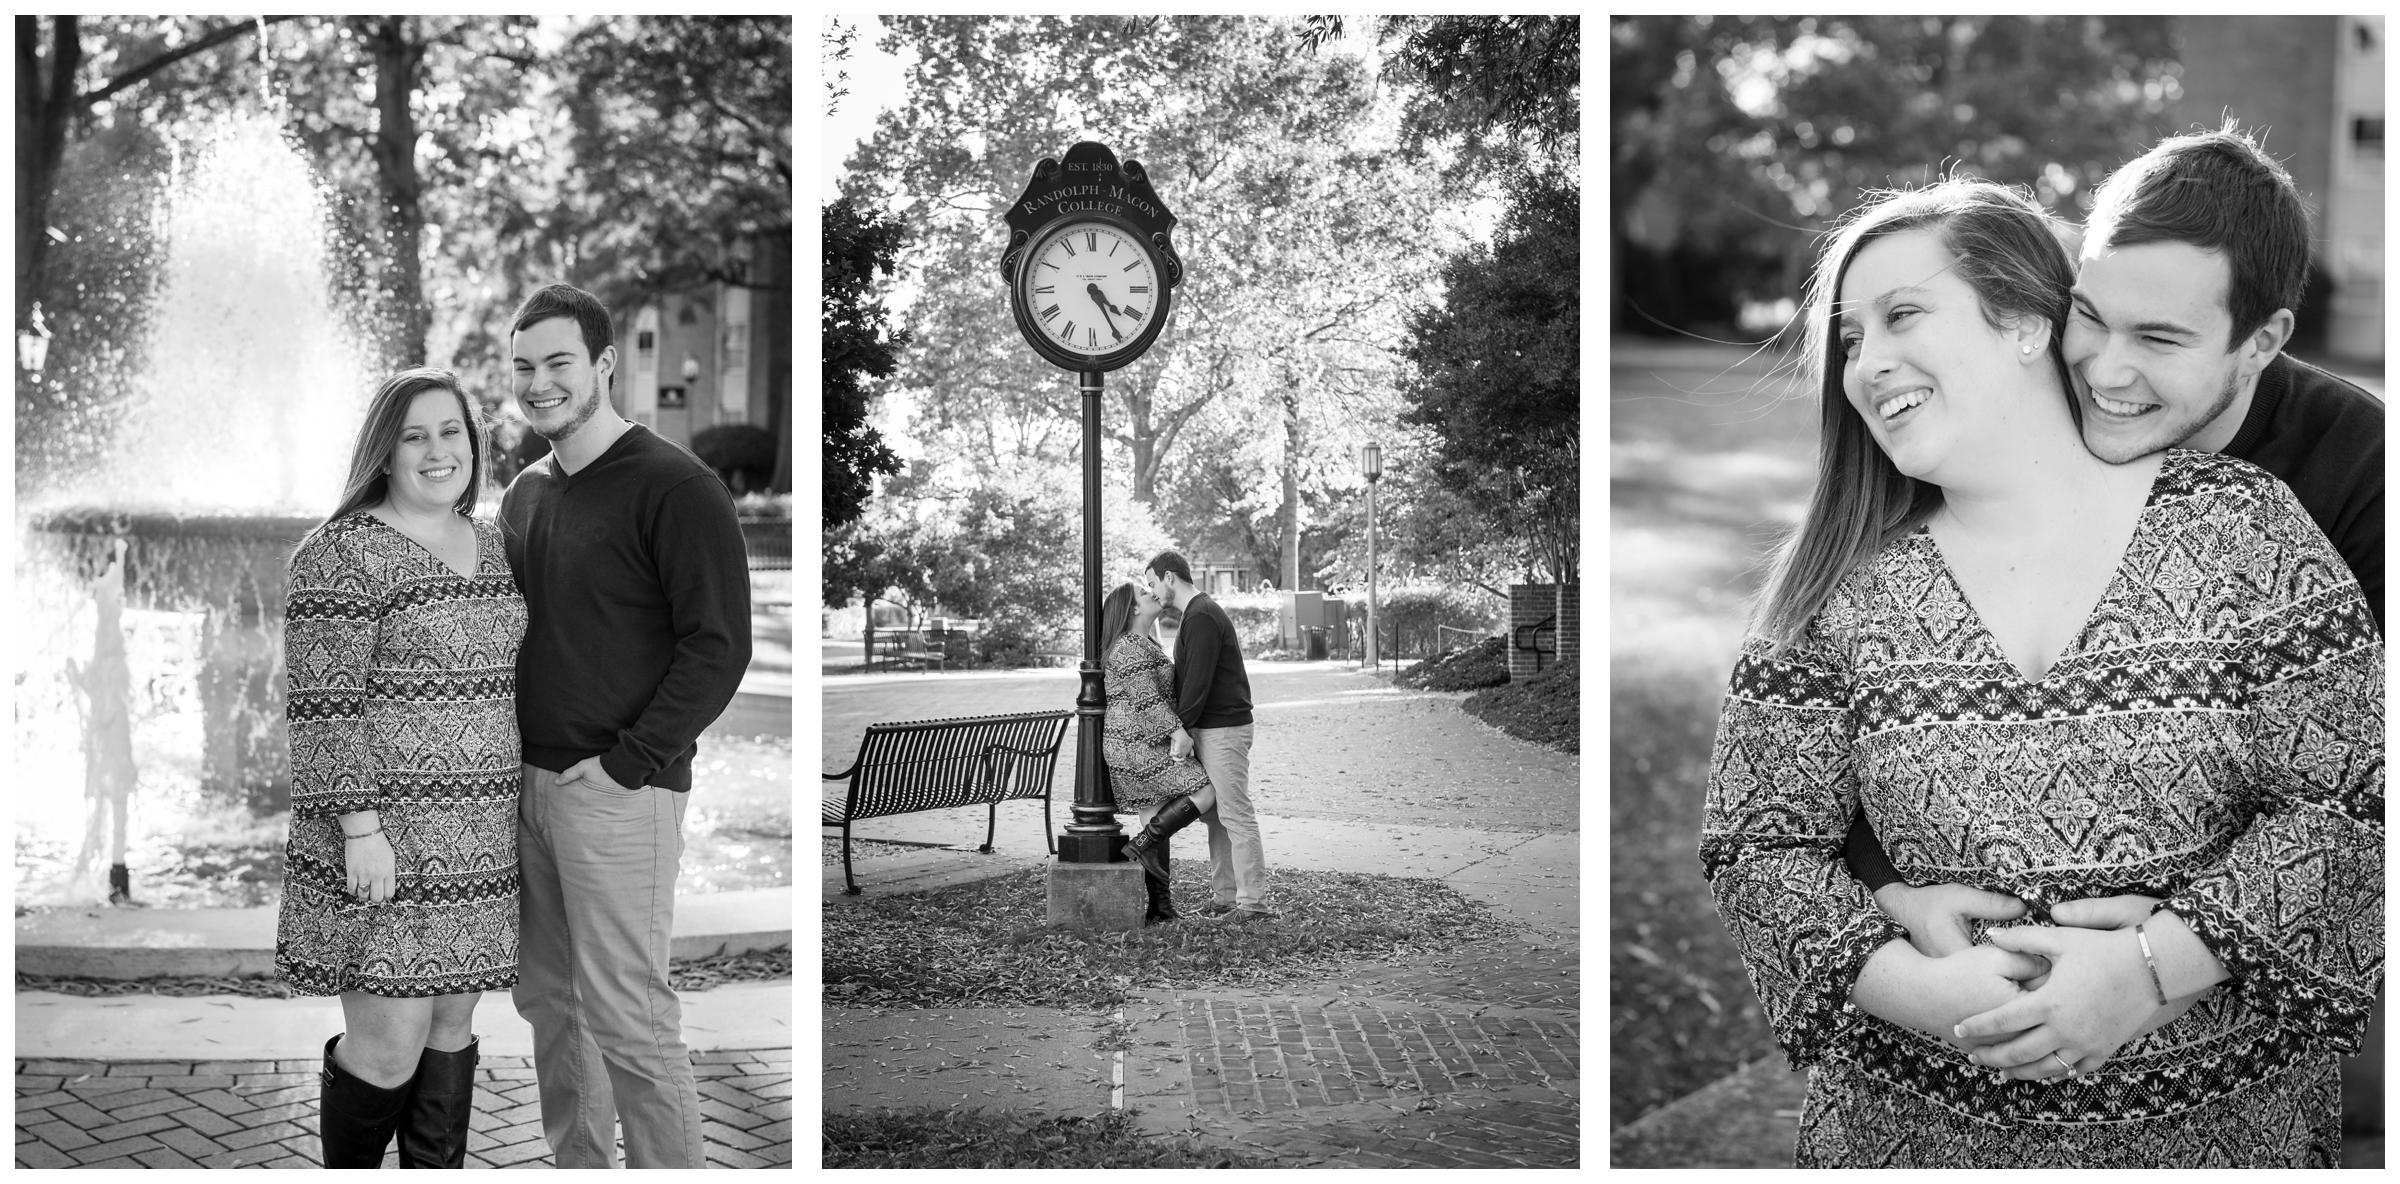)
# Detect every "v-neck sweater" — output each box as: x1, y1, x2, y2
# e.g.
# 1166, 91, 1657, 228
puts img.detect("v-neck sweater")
1703, 449, 2382, 1139
2221, 353, 2383, 630
498, 424, 751, 791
